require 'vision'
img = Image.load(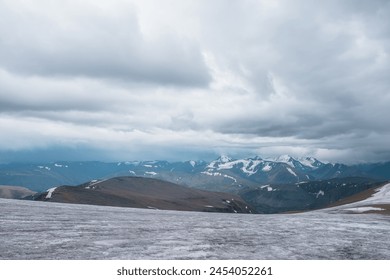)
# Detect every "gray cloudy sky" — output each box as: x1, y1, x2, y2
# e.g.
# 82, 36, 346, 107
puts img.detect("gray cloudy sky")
0, 0, 389, 163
